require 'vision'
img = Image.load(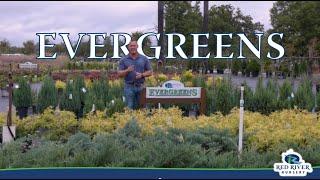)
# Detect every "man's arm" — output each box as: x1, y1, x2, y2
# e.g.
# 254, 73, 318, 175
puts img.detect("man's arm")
117, 58, 134, 78
118, 67, 133, 78
142, 70, 152, 77
136, 58, 153, 79
135, 70, 152, 79
143, 58, 153, 77
117, 69, 128, 78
